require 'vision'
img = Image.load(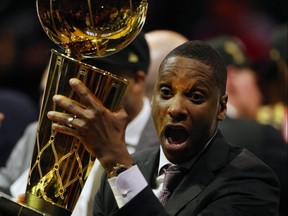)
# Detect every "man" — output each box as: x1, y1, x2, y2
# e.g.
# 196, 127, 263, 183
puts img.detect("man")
208, 35, 287, 216
48, 40, 280, 215
0, 32, 158, 216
